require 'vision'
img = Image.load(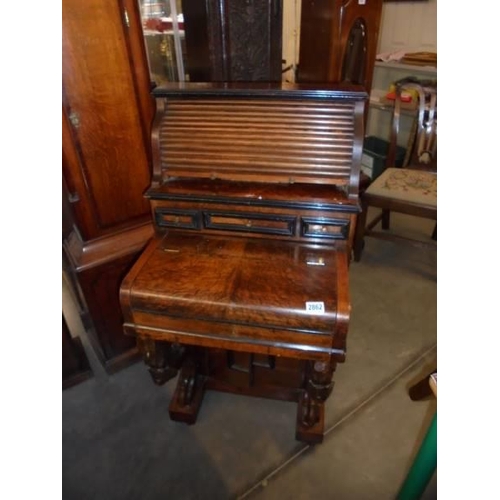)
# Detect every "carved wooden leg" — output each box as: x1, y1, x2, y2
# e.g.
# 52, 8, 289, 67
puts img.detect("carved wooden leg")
296, 360, 337, 444
137, 337, 184, 385
169, 349, 206, 425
